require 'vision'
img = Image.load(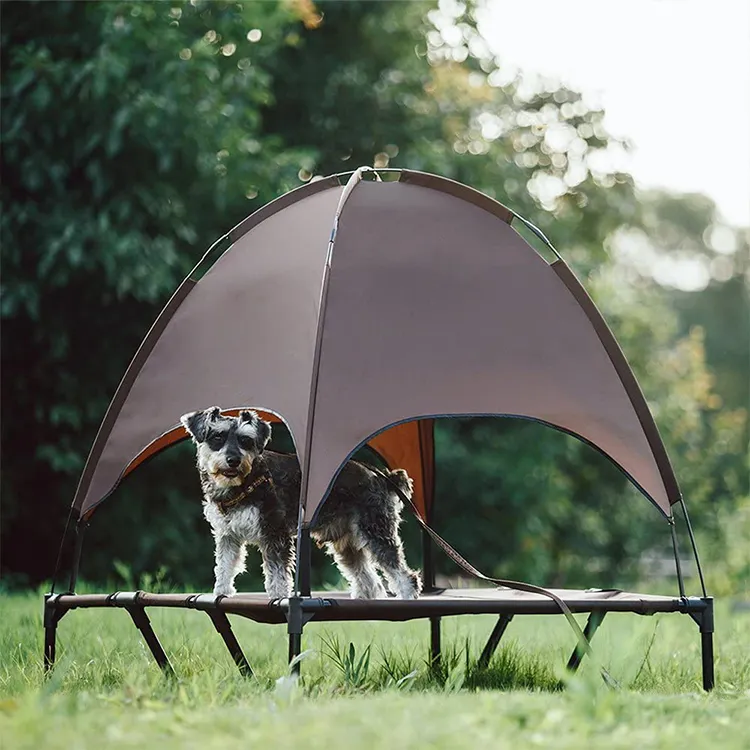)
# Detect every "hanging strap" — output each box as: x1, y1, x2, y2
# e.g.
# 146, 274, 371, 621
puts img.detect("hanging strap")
370, 465, 618, 687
